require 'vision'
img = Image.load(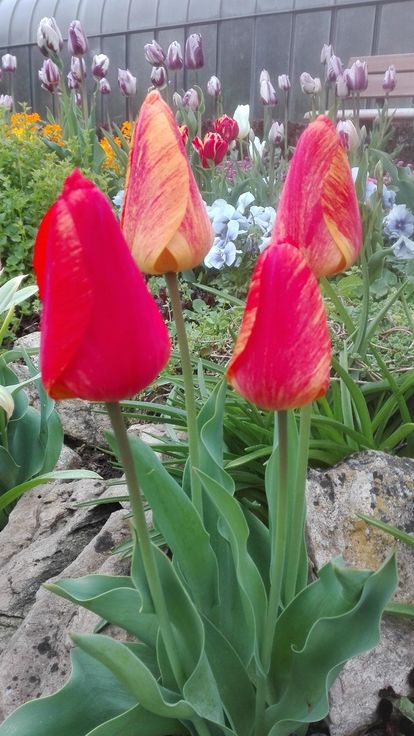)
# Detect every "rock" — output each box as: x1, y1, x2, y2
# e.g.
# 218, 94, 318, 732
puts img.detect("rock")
307, 451, 414, 736
0, 510, 130, 719
55, 444, 82, 470
0, 477, 119, 655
